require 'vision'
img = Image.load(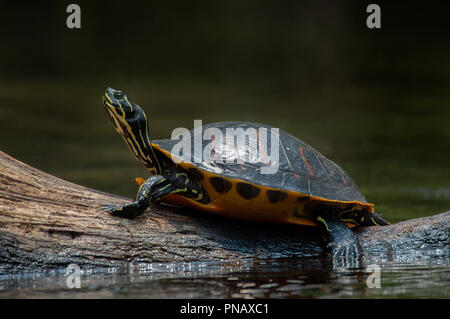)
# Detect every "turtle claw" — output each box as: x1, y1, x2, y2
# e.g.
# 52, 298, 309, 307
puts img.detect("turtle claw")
330, 243, 362, 269
332, 243, 358, 259
93, 203, 124, 217
92, 198, 148, 219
